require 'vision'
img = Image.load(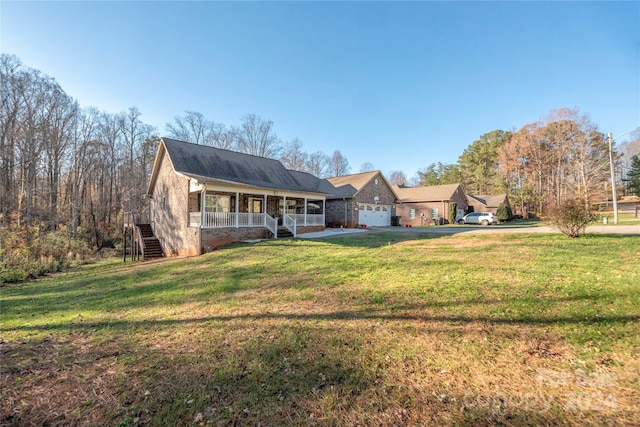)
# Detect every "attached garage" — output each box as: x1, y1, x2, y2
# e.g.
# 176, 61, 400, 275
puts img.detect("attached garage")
358, 203, 391, 226
324, 171, 398, 228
